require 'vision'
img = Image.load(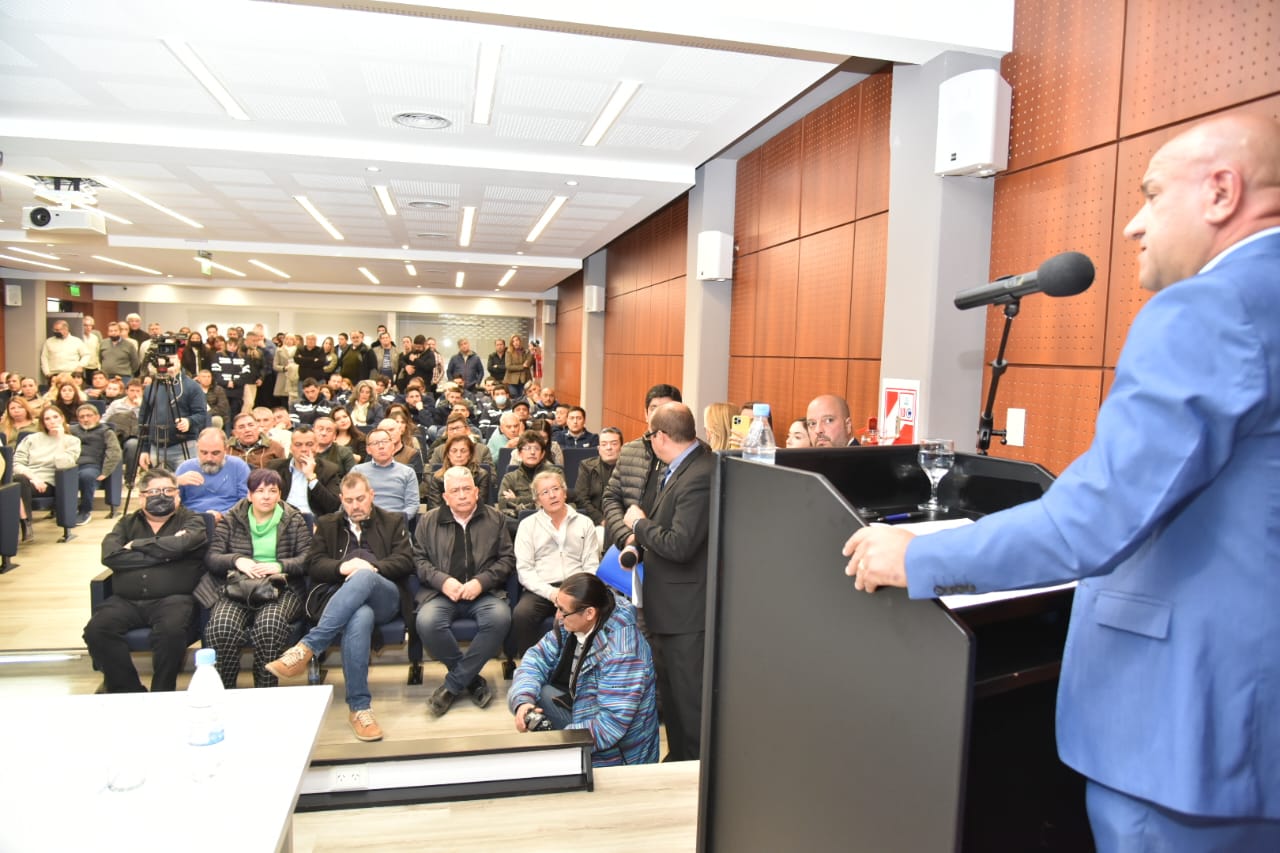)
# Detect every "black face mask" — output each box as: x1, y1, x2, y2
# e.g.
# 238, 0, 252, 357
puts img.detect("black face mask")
145, 494, 176, 516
